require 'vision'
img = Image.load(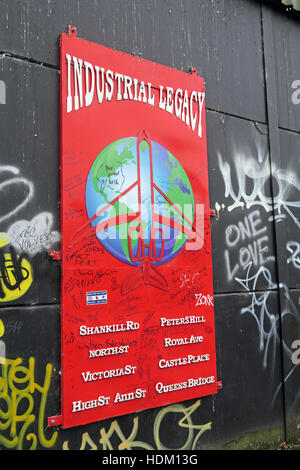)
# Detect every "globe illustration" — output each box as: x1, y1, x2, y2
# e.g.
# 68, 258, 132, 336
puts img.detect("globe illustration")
85, 134, 194, 267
